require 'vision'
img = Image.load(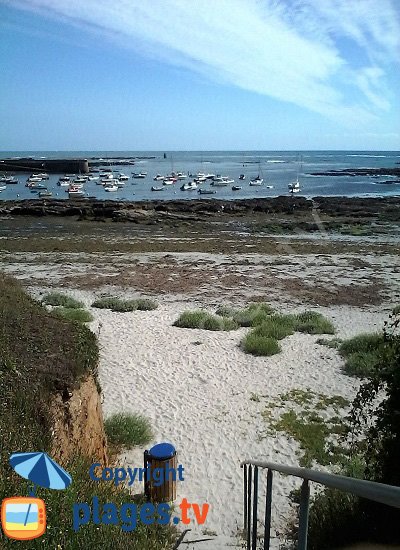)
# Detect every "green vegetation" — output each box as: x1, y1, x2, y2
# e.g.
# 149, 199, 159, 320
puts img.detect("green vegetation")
316, 337, 343, 349
293, 311, 335, 334
0, 274, 175, 549
173, 310, 239, 331
105, 413, 153, 448
392, 304, 400, 315
260, 388, 350, 468
92, 296, 158, 312
42, 291, 84, 309
241, 333, 281, 356
55, 307, 94, 323
176, 305, 335, 358
339, 333, 384, 377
